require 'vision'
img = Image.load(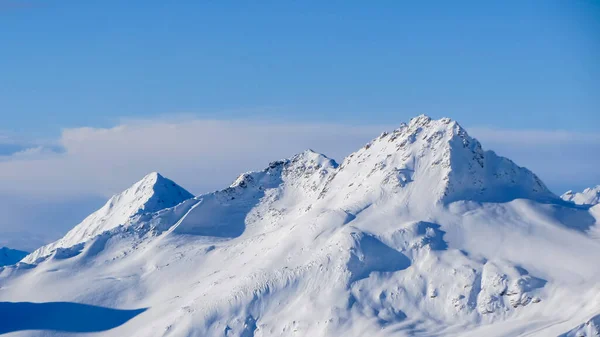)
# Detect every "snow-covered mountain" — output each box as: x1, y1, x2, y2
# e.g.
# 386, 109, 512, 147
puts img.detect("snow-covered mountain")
1, 115, 599, 337
562, 186, 600, 206
0, 247, 28, 267
22, 172, 194, 263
